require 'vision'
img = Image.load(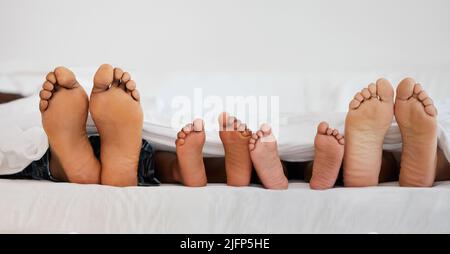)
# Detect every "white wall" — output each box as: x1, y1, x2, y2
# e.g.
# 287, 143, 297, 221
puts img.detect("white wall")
1, 0, 449, 72
1, 0, 449, 115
